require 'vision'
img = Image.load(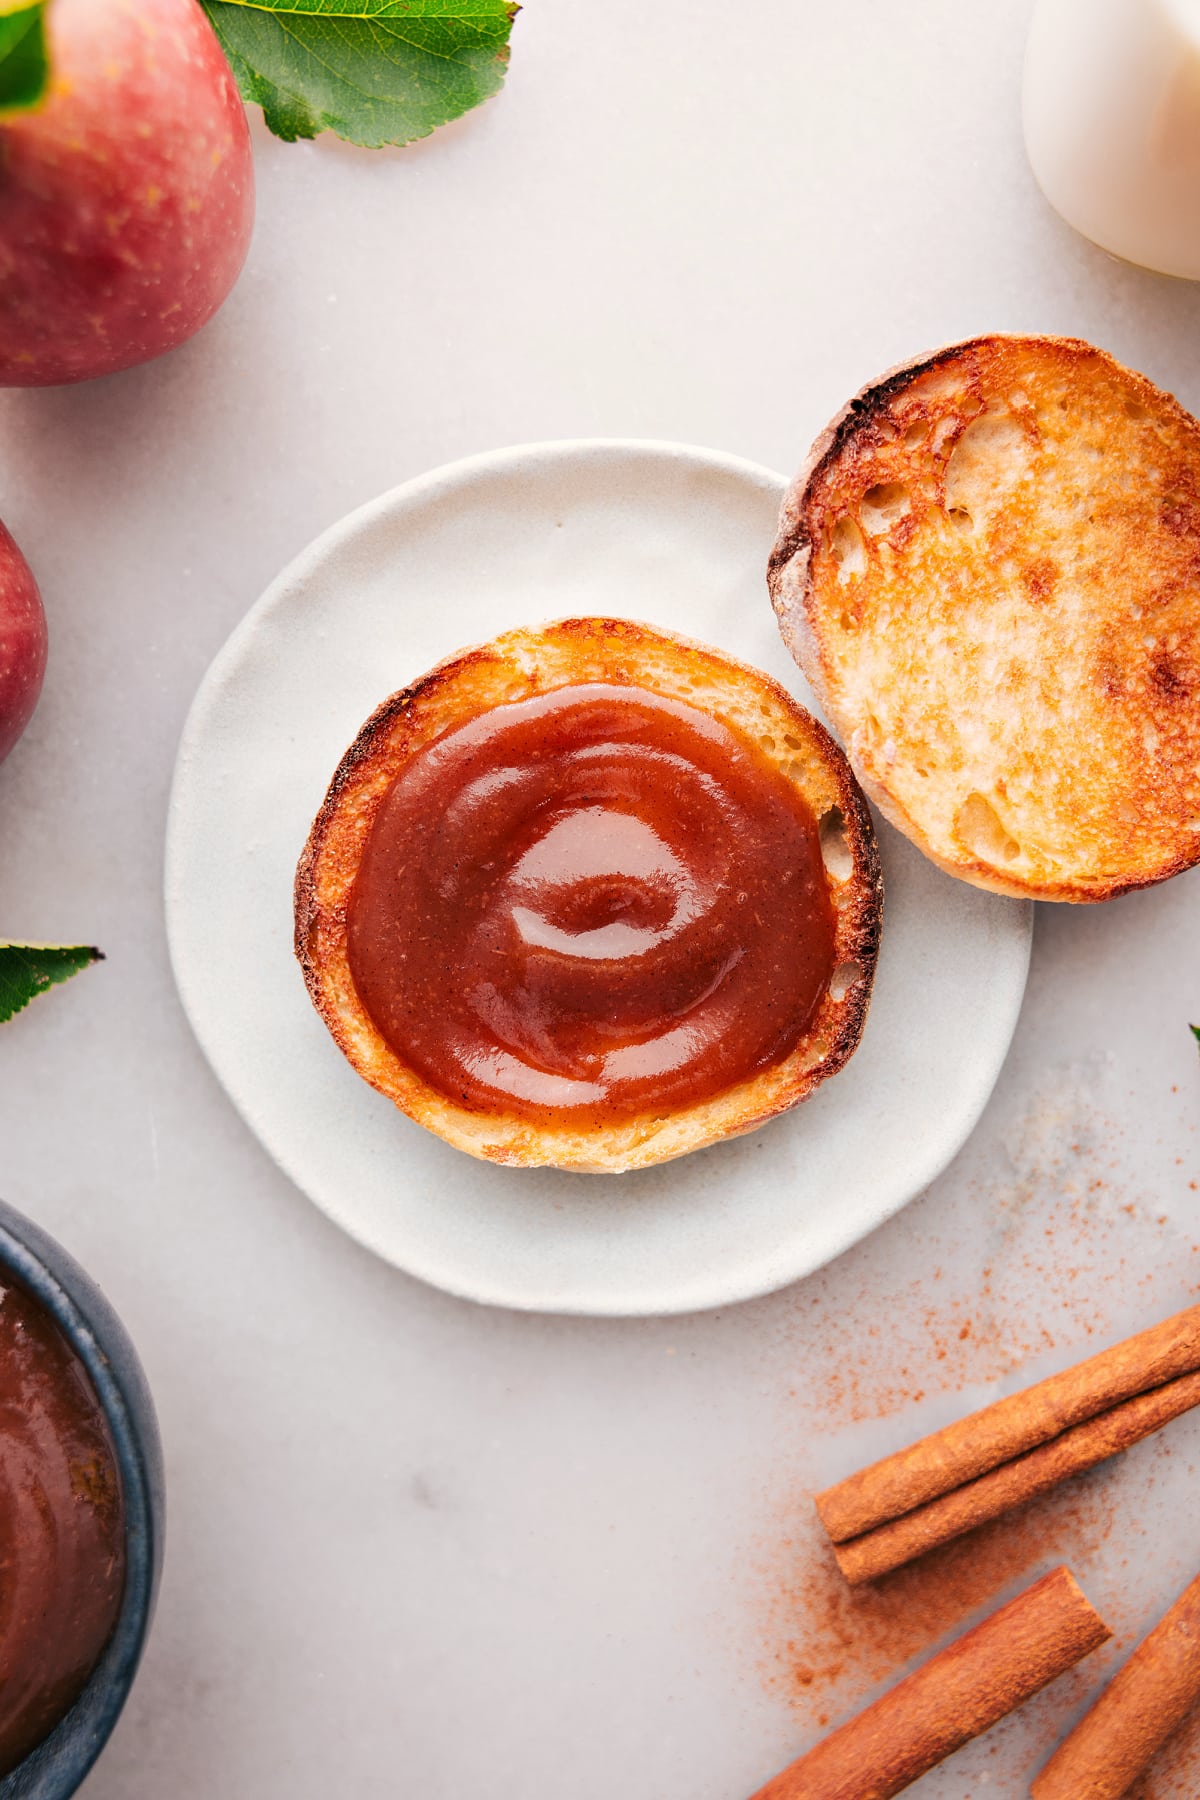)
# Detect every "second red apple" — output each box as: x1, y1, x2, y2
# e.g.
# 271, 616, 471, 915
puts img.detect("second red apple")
0, 523, 47, 764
